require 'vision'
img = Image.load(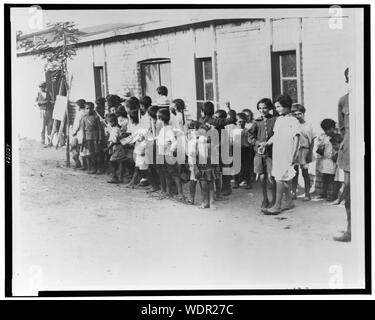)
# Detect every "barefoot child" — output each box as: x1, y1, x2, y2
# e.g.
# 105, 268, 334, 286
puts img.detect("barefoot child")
81, 102, 103, 174
316, 119, 343, 201
71, 99, 86, 169
248, 98, 277, 209
291, 103, 316, 201
106, 114, 127, 183
156, 108, 184, 201
262, 94, 300, 215
196, 123, 219, 209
